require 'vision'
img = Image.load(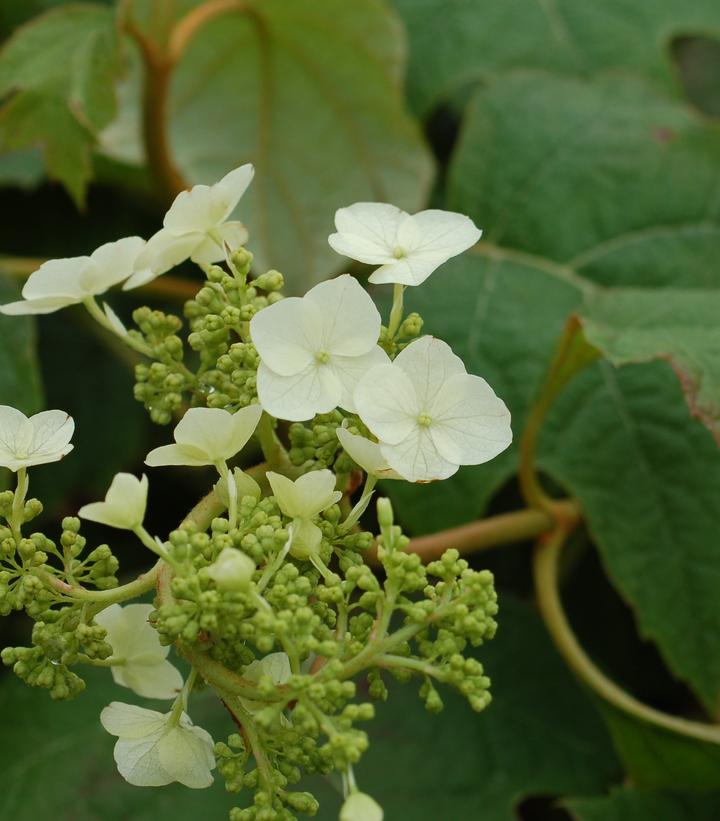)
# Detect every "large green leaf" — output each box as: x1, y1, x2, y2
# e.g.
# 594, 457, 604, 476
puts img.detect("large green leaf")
104, 0, 433, 290
449, 73, 720, 289
0, 595, 619, 820
567, 788, 720, 821
599, 705, 720, 791
386, 247, 720, 712
393, 0, 720, 115
579, 288, 720, 442
0, 274, 43, 414
0, 4, 120, 204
